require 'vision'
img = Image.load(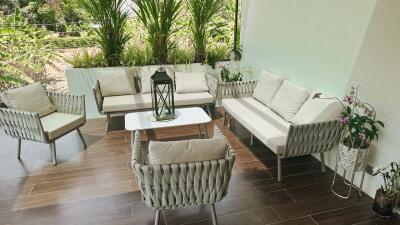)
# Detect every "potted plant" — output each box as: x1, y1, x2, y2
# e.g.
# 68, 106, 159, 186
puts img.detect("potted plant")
372, 162, 400, 217
336, 87, 384, 171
